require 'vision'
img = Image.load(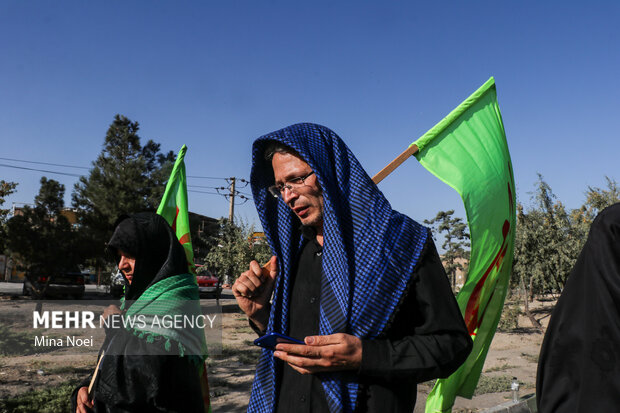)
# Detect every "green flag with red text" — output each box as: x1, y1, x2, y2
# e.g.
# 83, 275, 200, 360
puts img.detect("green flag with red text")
416, 78, 516, 412
156, 144, 196, 275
